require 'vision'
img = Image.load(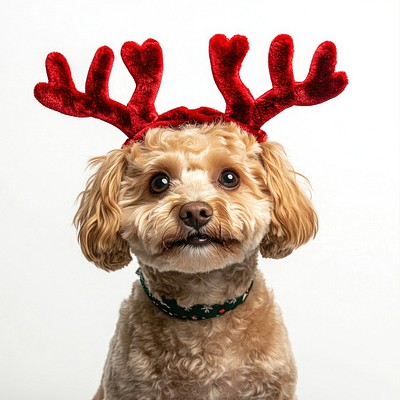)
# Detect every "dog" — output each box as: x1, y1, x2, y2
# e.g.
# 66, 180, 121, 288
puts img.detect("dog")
34, 33, 347, 399
74, 122, 317, 399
